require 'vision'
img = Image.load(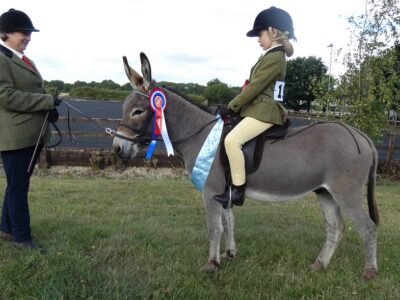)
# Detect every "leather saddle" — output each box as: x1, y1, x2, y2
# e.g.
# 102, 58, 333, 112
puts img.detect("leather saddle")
220, 114, 291, 174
